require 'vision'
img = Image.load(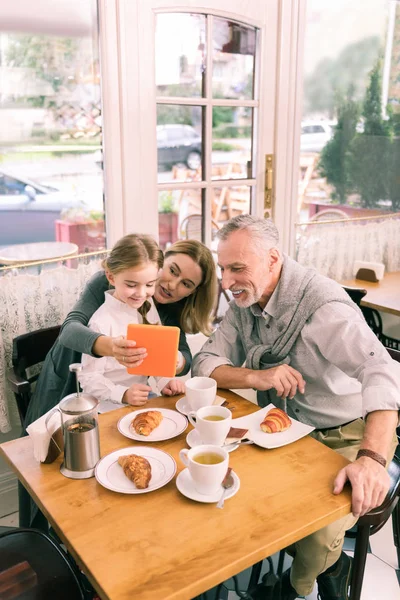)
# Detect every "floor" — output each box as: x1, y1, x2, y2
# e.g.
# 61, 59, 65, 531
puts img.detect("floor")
0, 510, 398, 599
